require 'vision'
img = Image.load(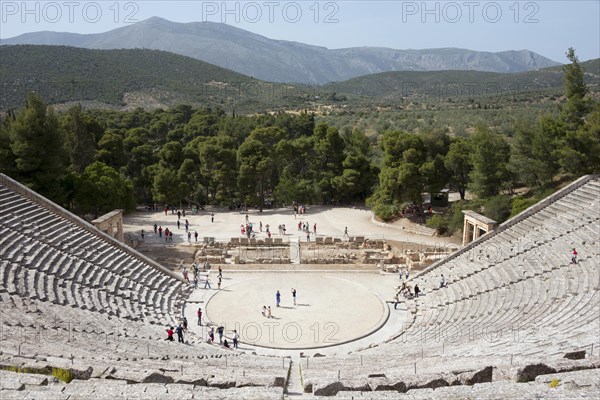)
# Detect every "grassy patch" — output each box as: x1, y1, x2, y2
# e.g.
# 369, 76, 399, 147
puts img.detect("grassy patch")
0, 364, 74, 383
